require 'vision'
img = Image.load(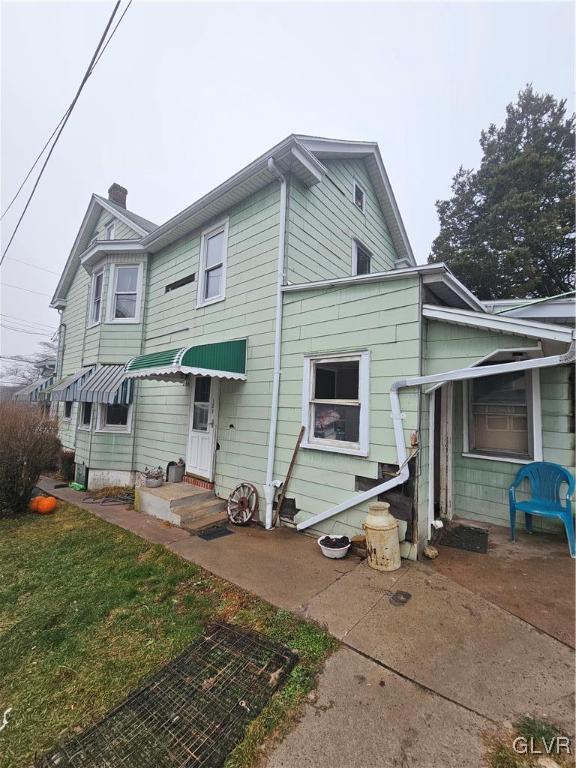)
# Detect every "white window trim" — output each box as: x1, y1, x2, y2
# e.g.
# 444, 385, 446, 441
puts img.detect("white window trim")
301, 350, 370, 457
96, 403, 133, 434
62, 401, 74, 422
196, 219, 228, 309
106, 262, 144, 324
353, 179, 366, 213
88, 269, 104, 328
78, 401, 93, 431
104, 221, 115, 240
352, 239, 372, 276
462, 369, 542, 463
